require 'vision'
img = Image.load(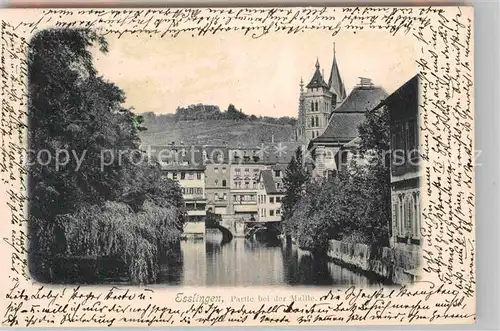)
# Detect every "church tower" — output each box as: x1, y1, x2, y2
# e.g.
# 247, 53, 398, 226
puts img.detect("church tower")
303, 58, 332, 143
295, 78, 306, 143
295, 43, 346, 146
327, 43, 347, 108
